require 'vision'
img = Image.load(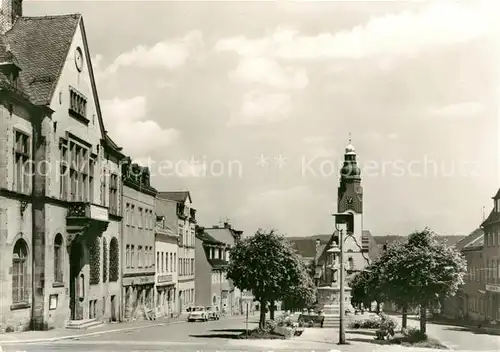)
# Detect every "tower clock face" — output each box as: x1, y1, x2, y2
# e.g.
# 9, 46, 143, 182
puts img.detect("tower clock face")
75, 47, 84, 72
347, 197, 354, 205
